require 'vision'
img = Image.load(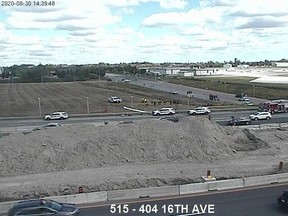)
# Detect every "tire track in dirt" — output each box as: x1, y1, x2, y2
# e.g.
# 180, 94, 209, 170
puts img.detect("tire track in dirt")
30, 83, 63, 114
15, 83, 39, 115
0, 84, 12, 116
6, 84, 22, 116
53, 83, 85, 113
